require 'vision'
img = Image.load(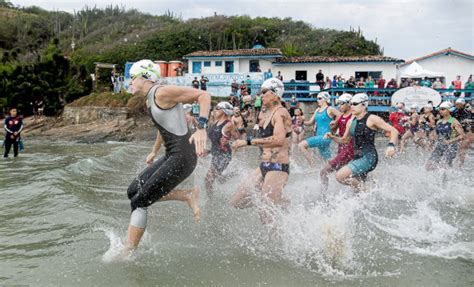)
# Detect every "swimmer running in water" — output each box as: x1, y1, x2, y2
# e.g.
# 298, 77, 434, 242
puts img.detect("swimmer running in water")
231, 78, 292, 224
299, 92, 340, 167
327, 93, 399, 192
399, 104, 422, 153
320, 93, 354, 192
205, 102, 240, 196
425, 101, 464, 170
123, 60, 211, 253
452, 98, 473, 167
